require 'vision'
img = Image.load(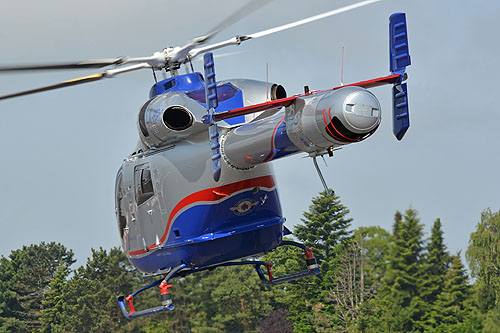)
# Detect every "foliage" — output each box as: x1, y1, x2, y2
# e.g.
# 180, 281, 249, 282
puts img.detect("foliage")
1, 197, 498, 333
429, 252, 470, 330
419, 218, 449, 329
0, 242, 75, 331
466, 208, 500, 310
374, 209, 426, 332
466, 208, 500, 331
290, 191, 353, 331
295, 190, 353, 295
257, 309, 294, 333
328, 227, 390, 332
295, 191, 352, 265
